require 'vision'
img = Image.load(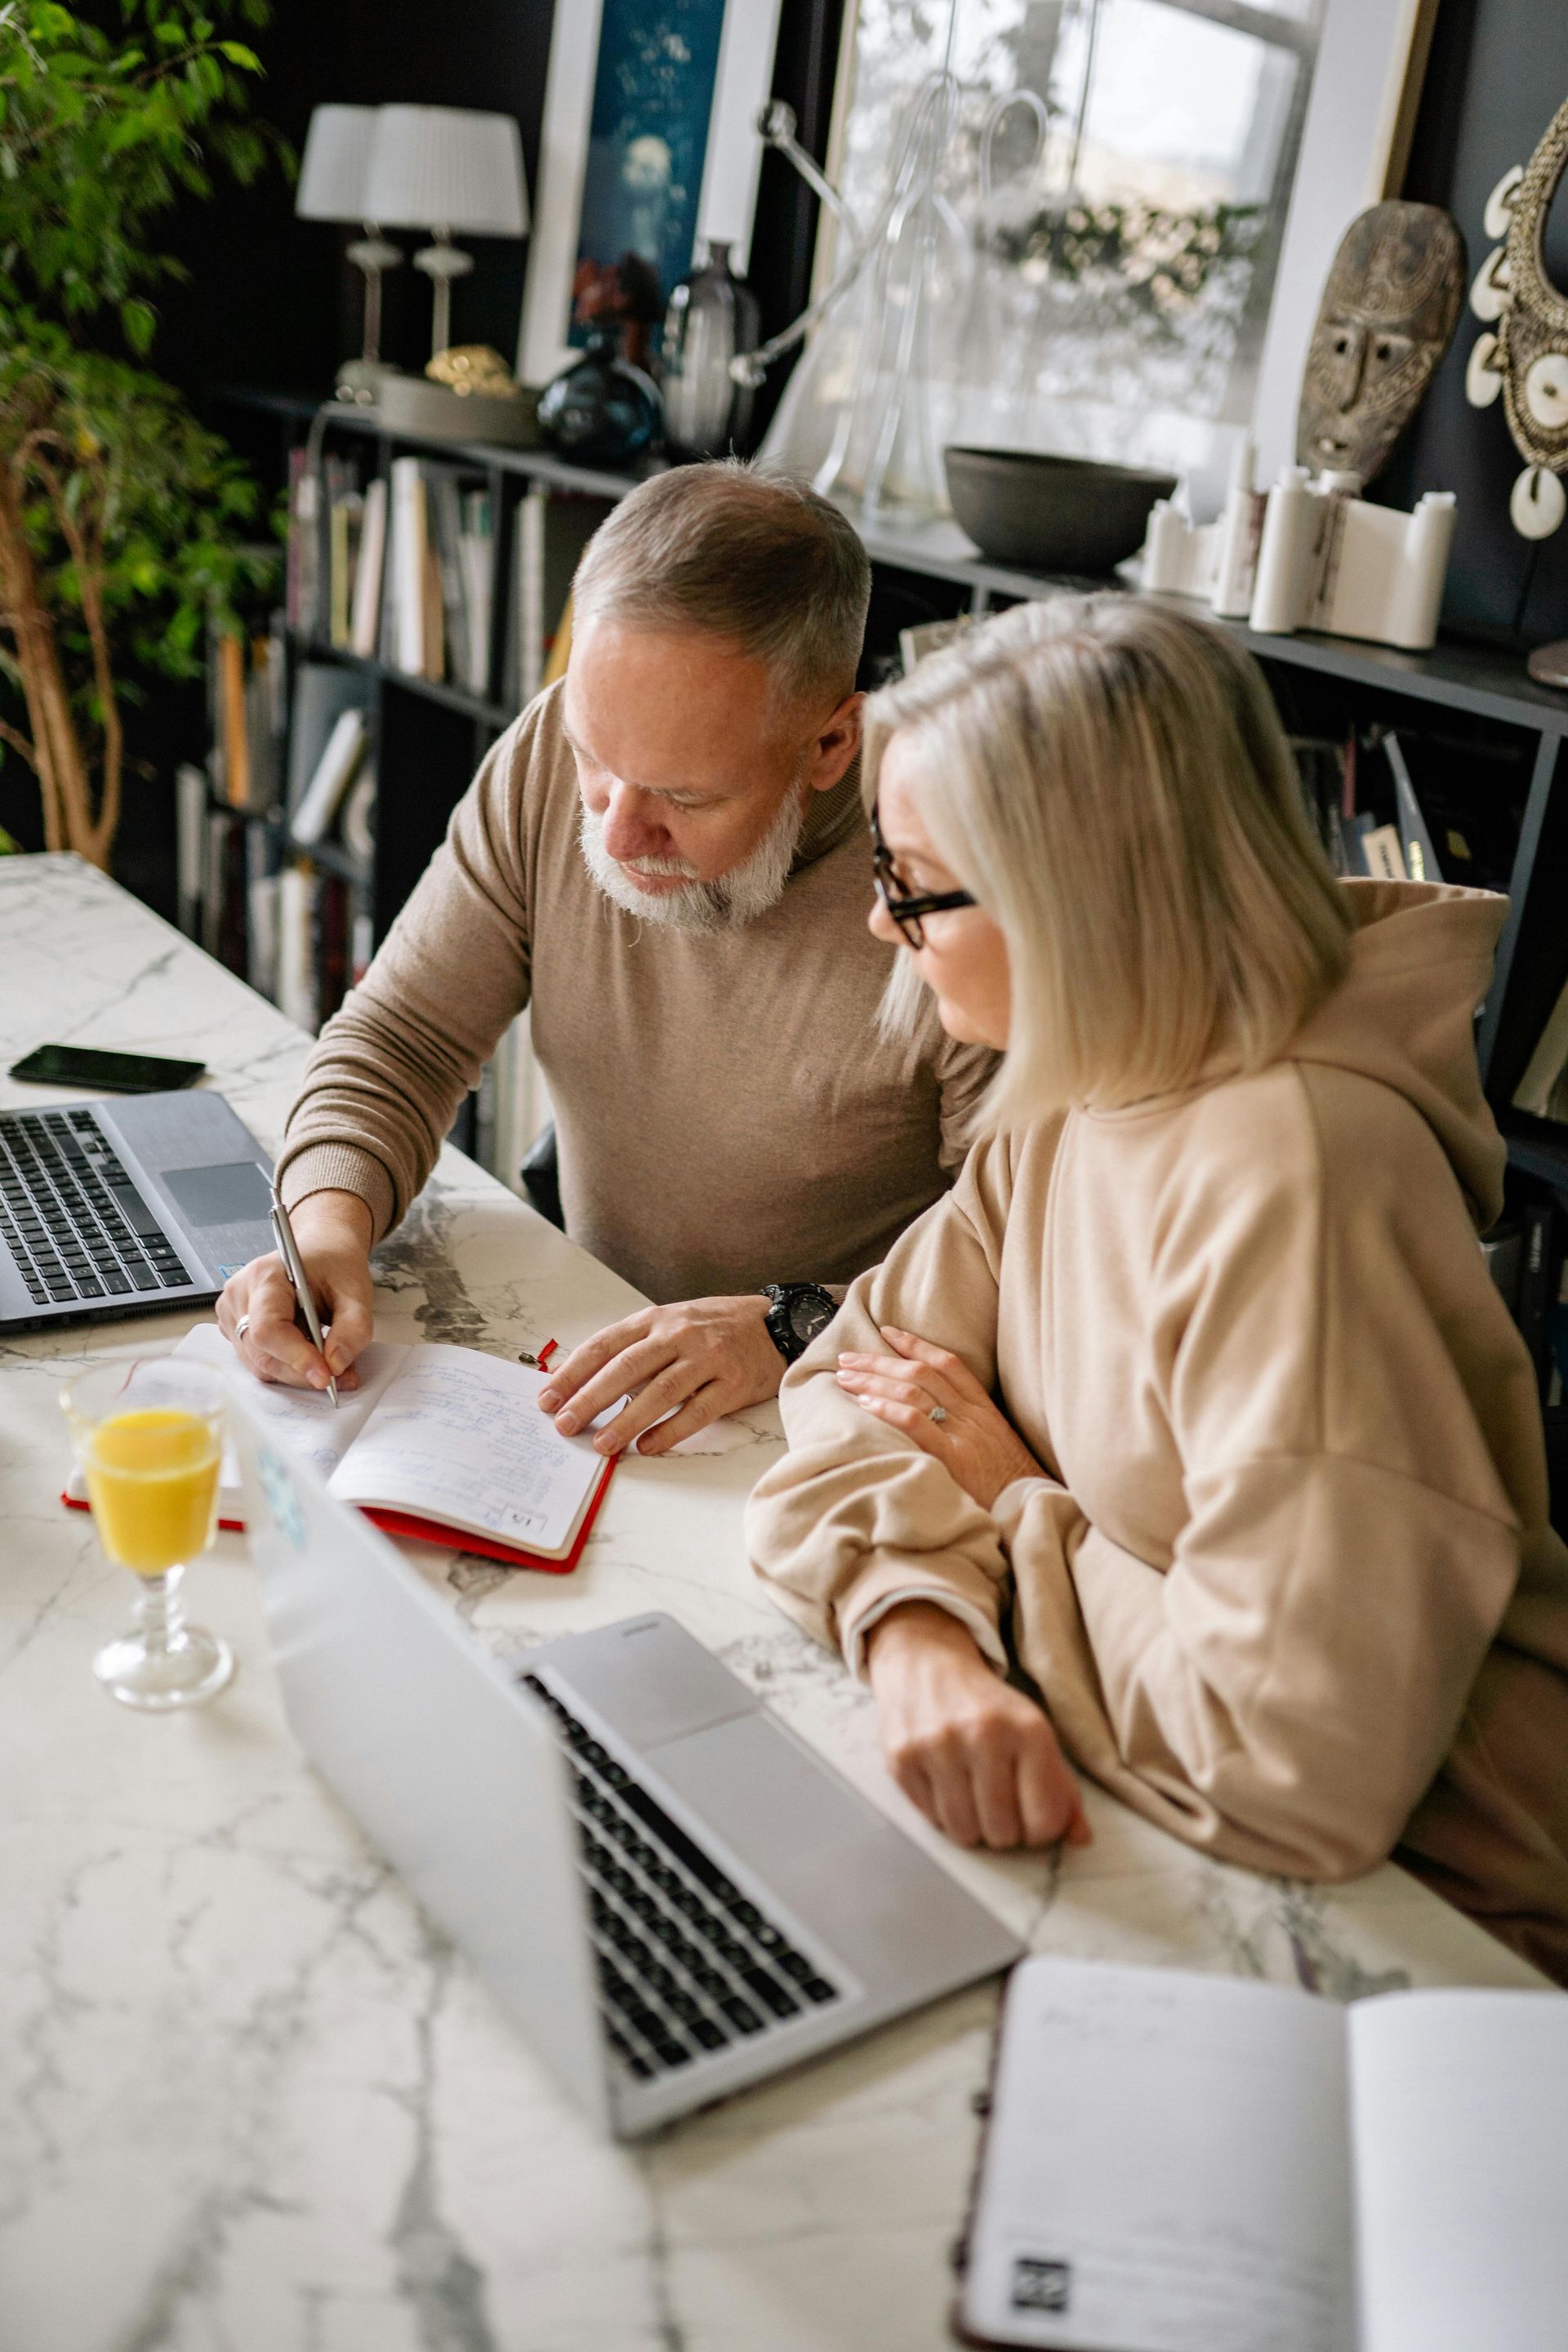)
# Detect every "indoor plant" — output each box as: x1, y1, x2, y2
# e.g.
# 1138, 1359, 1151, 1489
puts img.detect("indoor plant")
0, 0, 279, 867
